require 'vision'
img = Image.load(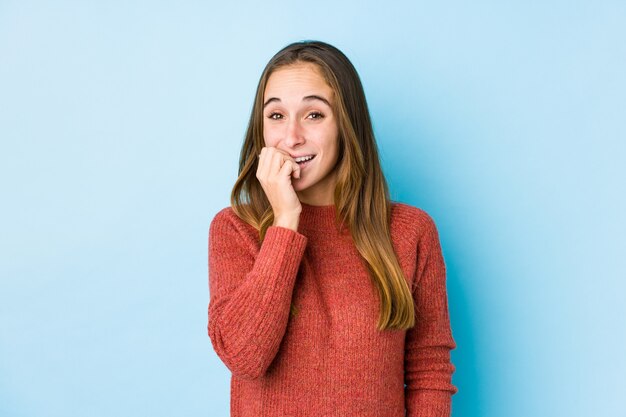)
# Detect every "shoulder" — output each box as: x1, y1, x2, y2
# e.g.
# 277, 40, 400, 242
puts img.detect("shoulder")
209, 205, 257, 240
389, 201, 442, 258
390, 201, 439, 236
210, 205, 236, 225
209, 206, 234, 230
